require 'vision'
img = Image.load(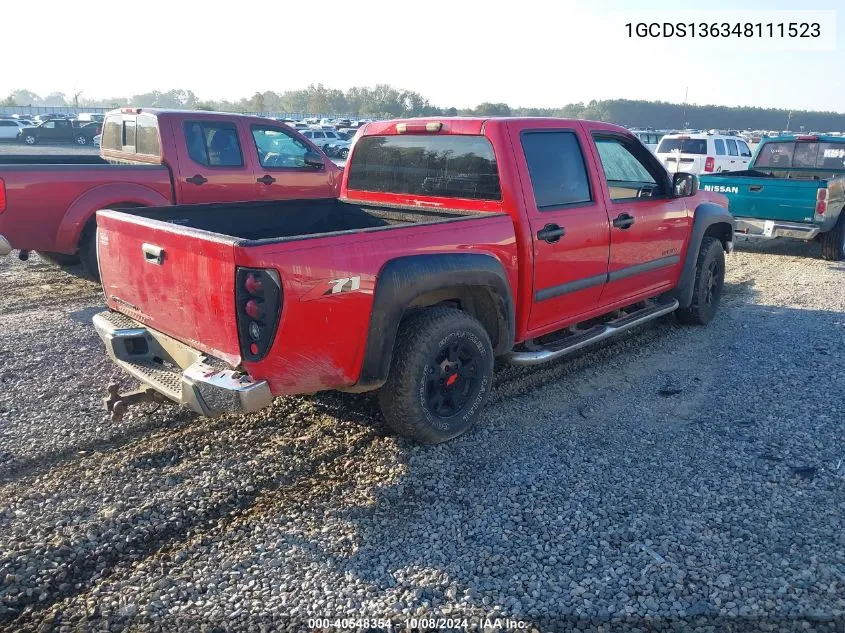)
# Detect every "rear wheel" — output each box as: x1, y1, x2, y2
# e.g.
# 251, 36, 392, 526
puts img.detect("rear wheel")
339, 148, 349, 159
820, 214, 845, 261
378, 307, 494, 443
676, 236, 725, 325
75, 135, 87, 145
